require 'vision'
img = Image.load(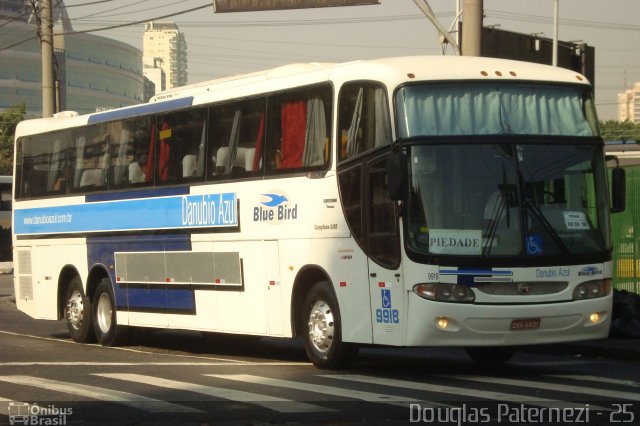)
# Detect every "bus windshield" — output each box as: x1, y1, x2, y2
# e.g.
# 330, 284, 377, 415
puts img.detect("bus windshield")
397, 82, 609, 259
406, 143, 610, 258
